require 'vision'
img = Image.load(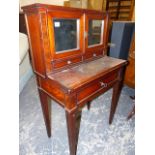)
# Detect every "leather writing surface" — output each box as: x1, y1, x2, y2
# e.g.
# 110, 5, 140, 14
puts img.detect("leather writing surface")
48, 56, 126, 89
